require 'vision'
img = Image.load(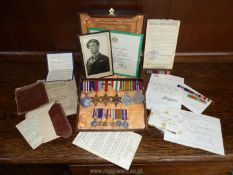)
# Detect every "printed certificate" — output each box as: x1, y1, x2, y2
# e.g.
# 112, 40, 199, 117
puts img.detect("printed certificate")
143, 19, 180, 69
